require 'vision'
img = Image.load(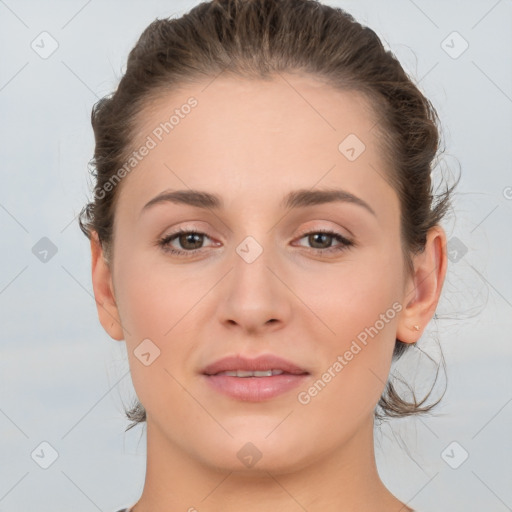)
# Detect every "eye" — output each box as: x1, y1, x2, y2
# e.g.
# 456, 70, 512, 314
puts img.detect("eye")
156, 227, 354, 258
156, 228, 216, 257
294, 229, 354, 254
